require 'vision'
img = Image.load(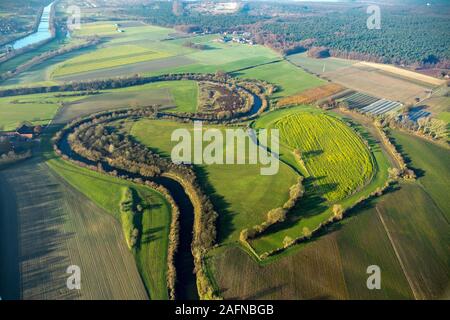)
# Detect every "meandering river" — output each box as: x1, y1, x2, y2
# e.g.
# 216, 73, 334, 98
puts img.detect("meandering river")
57, 127, 199, 300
